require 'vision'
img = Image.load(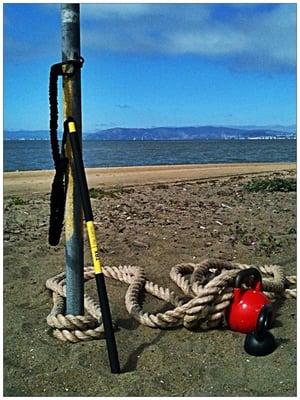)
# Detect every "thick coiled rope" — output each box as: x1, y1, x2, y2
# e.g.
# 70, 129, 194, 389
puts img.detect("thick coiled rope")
45, 259, 296, 343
